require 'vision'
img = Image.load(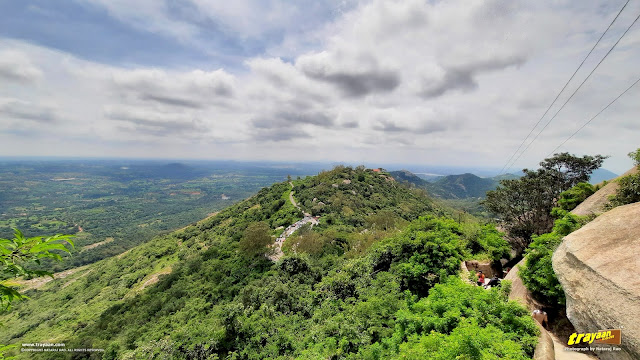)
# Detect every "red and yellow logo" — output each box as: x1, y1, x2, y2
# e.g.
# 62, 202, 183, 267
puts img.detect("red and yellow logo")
568, 329, 621, 345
